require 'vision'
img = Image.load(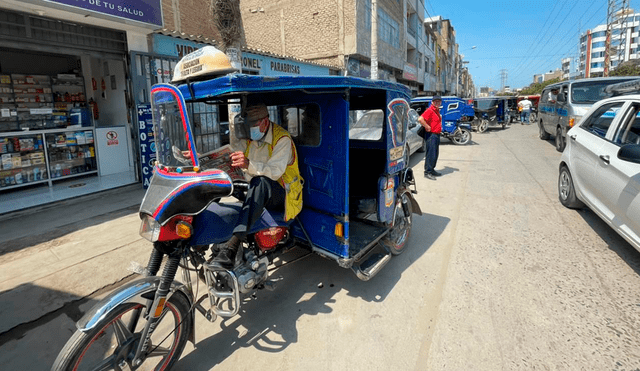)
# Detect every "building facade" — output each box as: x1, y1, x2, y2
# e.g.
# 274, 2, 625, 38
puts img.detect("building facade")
580, 13, 640, 78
